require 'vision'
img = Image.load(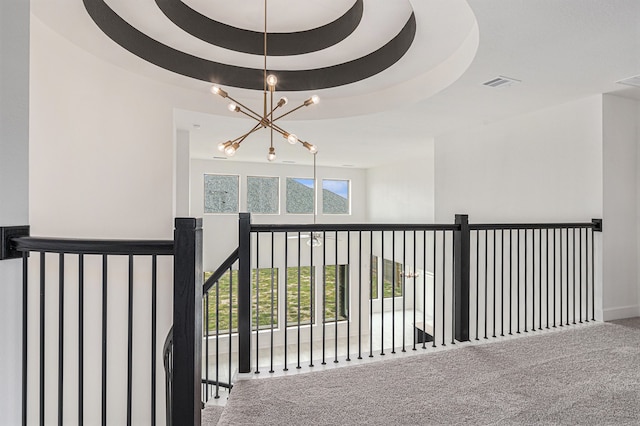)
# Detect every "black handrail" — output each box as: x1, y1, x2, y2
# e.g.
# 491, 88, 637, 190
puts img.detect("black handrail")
250, 223, 460, 232
469, 221, 599, 231
203, 248, 239, 295
13, 236, 174, 255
